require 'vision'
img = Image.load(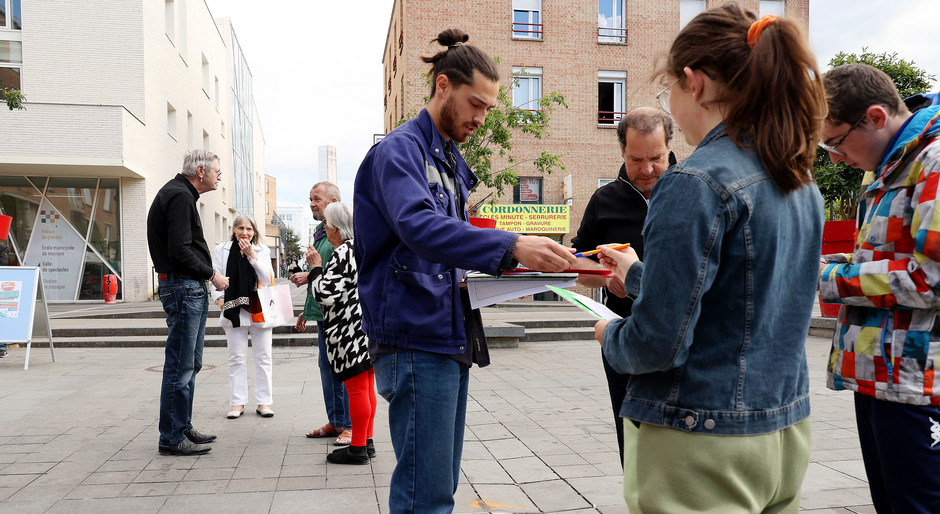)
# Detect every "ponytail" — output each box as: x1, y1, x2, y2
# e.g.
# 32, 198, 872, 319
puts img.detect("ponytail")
657, 3, 826, 193
421, 29, 499, 98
